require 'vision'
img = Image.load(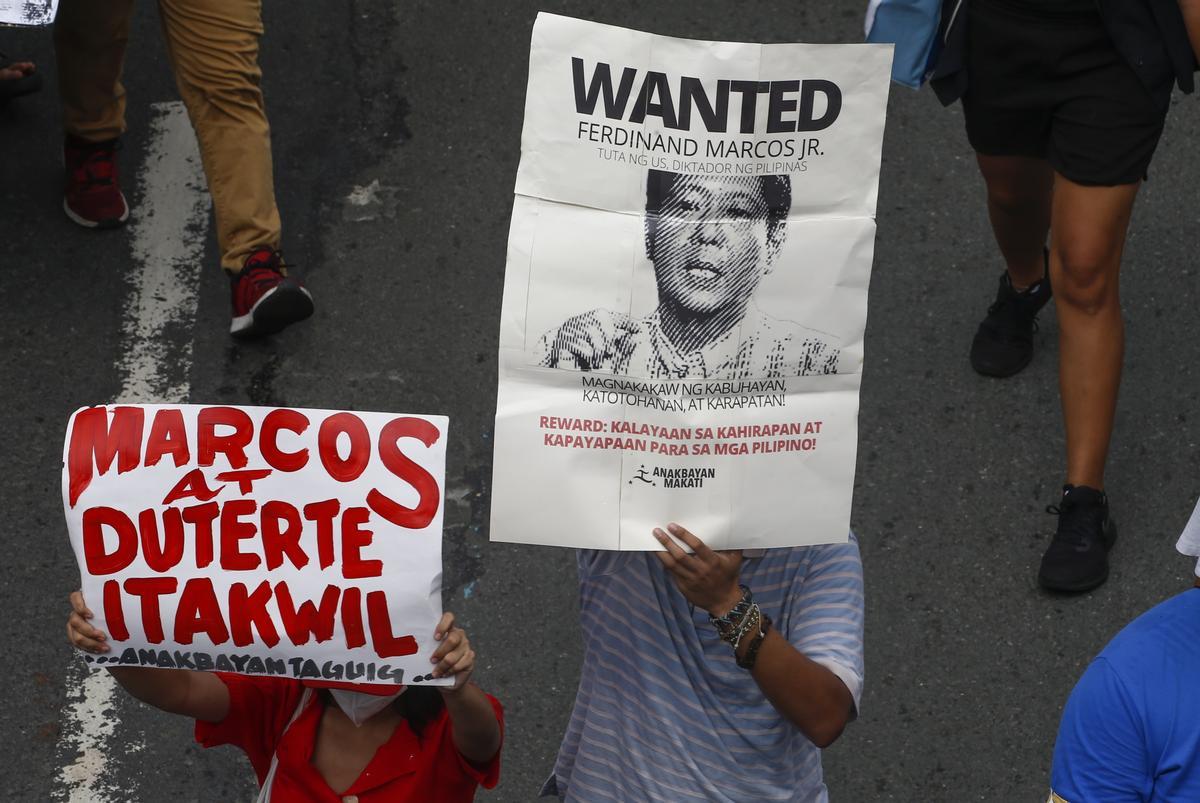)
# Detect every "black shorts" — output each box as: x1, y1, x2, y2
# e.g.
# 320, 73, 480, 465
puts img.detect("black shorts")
962, 0, 1172, 186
